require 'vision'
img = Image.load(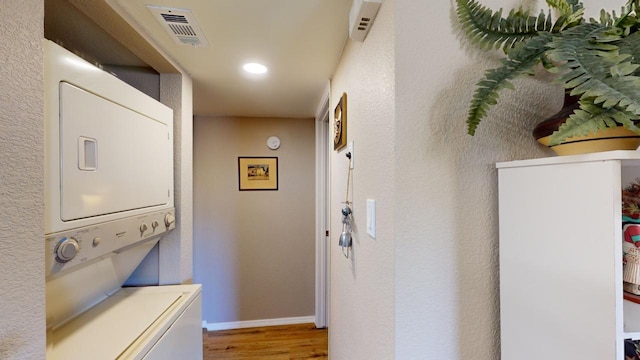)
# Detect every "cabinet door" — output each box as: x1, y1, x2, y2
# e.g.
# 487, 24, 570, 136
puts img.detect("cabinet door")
499, 160, 621, 360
